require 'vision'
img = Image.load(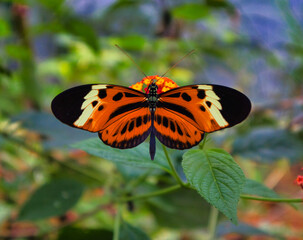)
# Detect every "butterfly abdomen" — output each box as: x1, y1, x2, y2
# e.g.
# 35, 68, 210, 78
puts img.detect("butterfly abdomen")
147, 81, 159, 160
